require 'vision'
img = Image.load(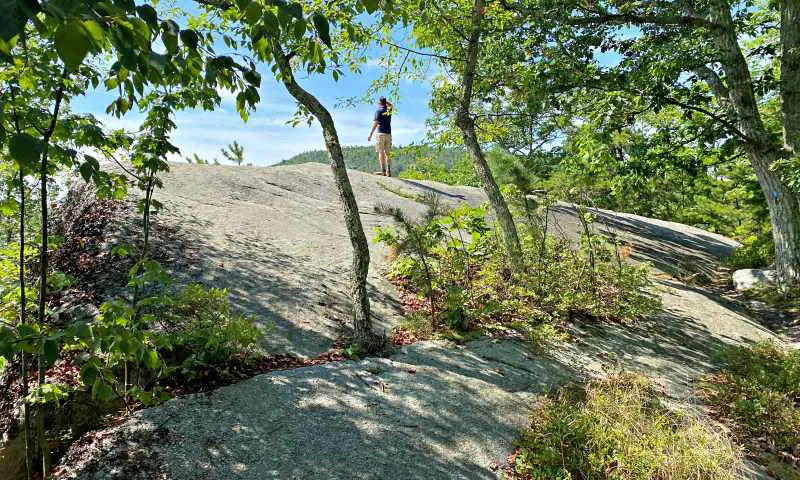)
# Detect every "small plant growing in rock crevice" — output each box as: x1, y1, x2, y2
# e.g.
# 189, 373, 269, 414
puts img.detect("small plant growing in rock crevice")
374, 192, 447, 322
221, 141, 246, 166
